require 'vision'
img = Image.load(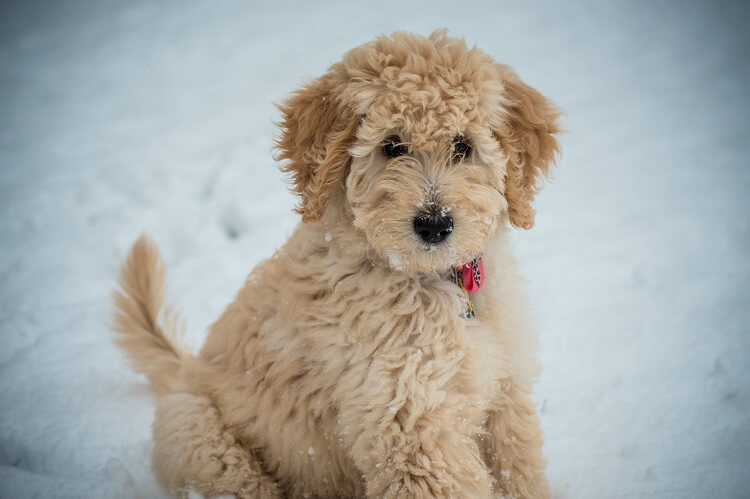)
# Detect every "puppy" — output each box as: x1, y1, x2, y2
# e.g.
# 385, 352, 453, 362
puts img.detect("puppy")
113, 30, 560, 498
